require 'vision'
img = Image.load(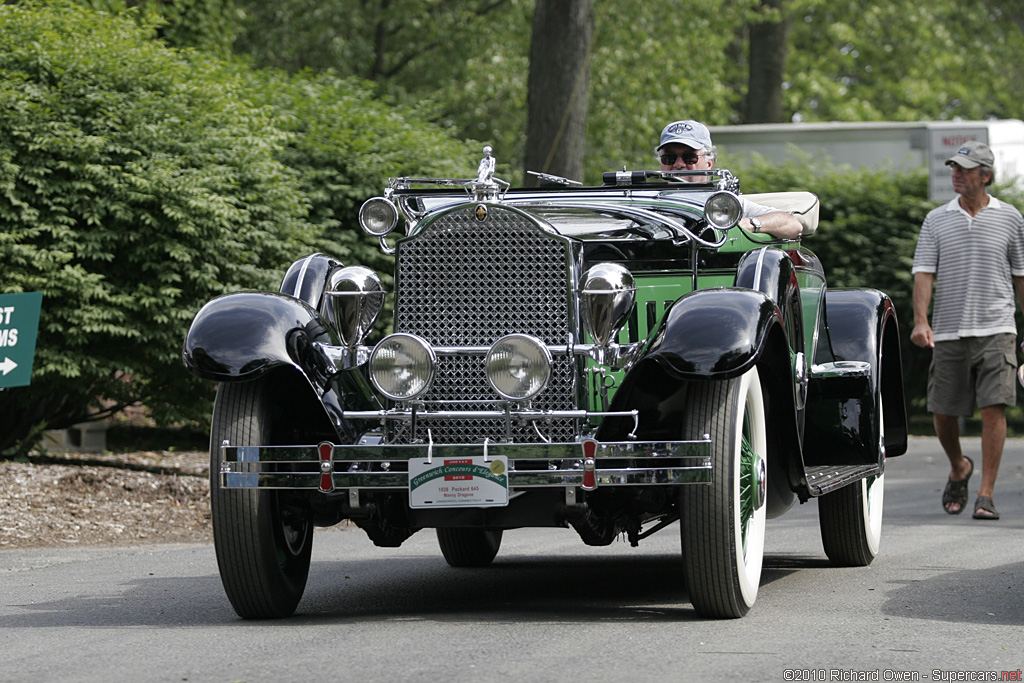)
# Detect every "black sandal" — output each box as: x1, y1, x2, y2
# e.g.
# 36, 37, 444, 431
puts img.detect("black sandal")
941, 455, 973, 515
972, 495, 1000, 520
